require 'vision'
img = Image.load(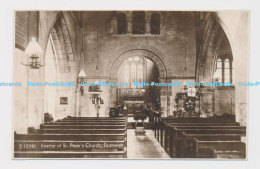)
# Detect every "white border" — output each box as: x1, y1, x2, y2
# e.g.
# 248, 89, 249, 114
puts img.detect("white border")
1, 0, 260, 169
